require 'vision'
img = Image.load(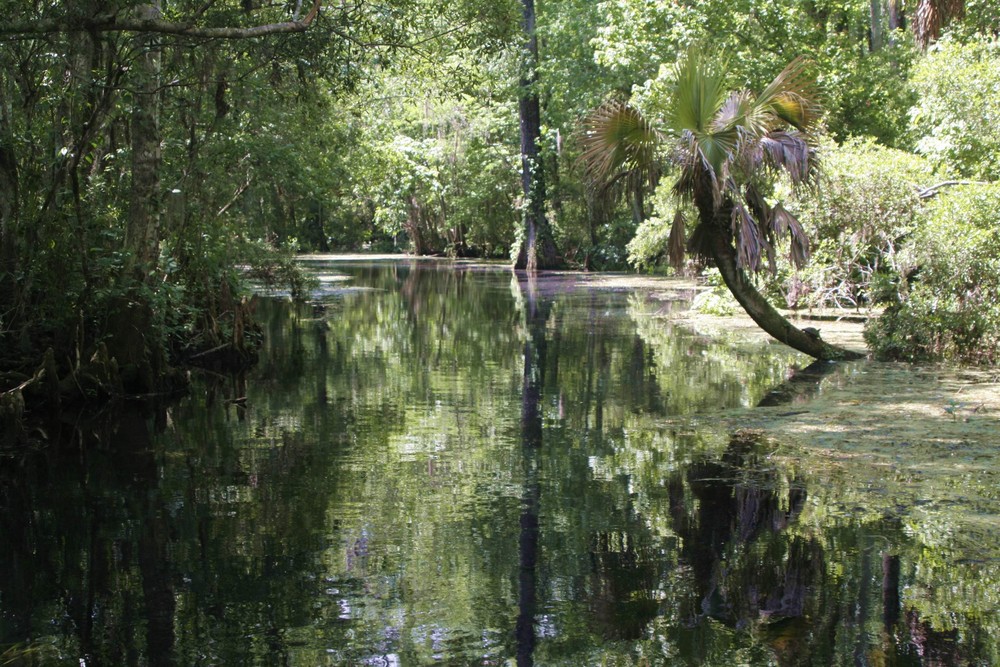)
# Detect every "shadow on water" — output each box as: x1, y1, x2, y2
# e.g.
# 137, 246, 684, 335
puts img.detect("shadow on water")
1, 258, 997, 665
0, 405, 177, 666
756, 359, 839, 408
